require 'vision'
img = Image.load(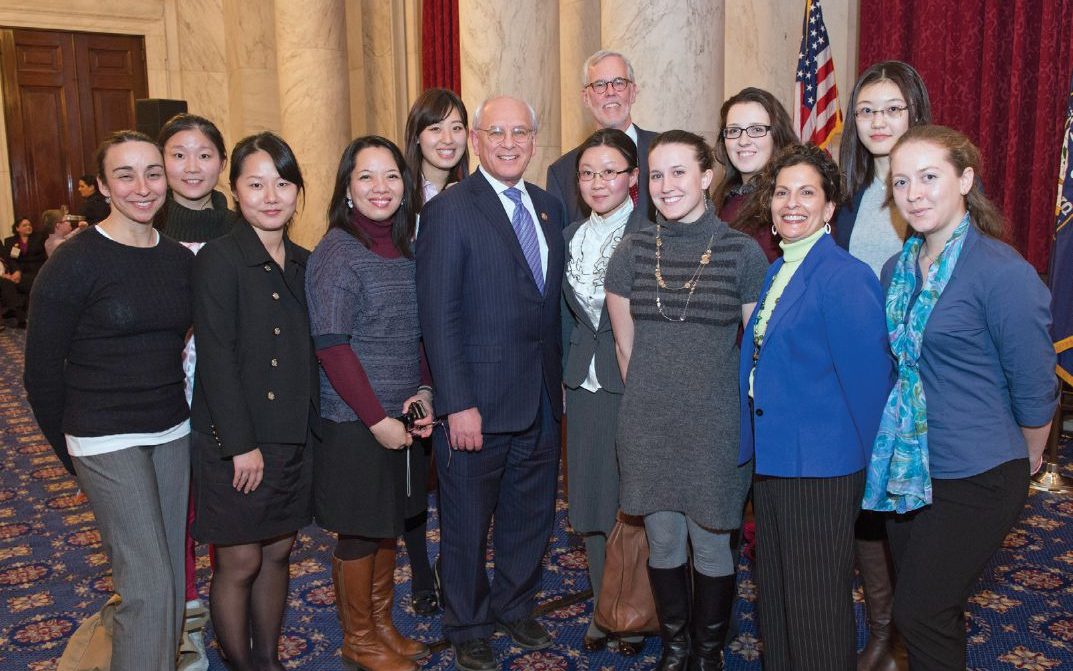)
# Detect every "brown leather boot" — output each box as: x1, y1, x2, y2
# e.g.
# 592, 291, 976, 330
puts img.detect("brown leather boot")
856, 539, 902, 671
333, 555, 418, 671
372, 543, 430, 660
